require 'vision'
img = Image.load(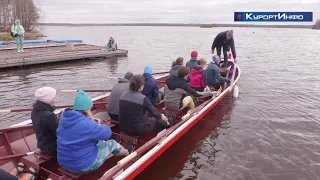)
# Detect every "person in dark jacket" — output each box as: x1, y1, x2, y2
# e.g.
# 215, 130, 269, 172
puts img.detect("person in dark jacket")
164, 67, 212, 111
0, 169, 18, 180
211, 29, 237, 71
141, 65, 159, 105
31, 87, 59, 156
186, 50, 198, 69
206, 55, 230, 86
189, 58, 207, 92
57, 90, 129, 174
119, 75, 169, 136
169, 57, 184, 77
107, 72, 133, 120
